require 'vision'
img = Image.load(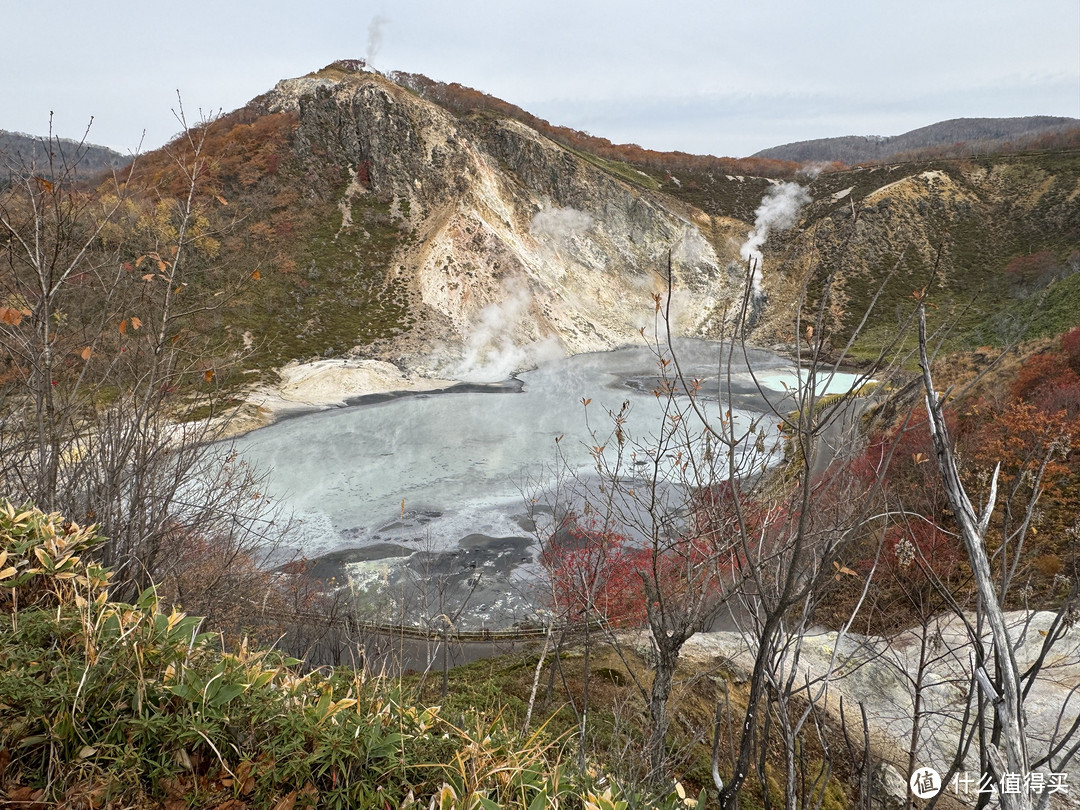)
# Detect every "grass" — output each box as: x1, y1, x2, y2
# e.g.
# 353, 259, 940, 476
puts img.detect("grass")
231, 192, 413, 369
1008, 273, 1080, 340
0, 502, 720, 809
562, 145, 663, 191
0, 500, 864, 809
